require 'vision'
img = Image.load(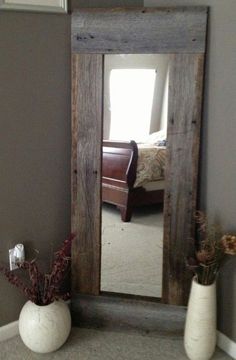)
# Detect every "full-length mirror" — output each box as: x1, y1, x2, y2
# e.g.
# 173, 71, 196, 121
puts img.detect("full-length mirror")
71, 7, 208, 306
101, 54, 170, 297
